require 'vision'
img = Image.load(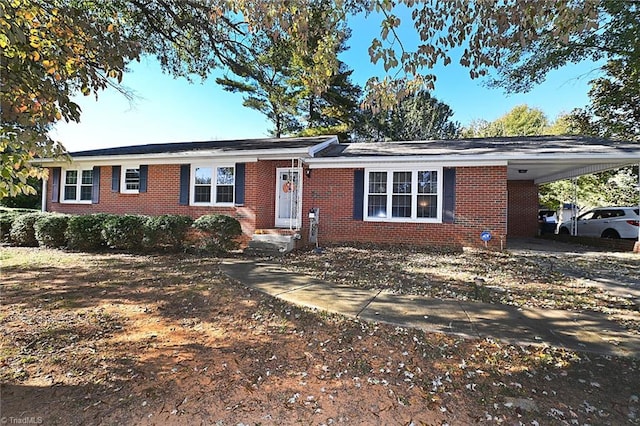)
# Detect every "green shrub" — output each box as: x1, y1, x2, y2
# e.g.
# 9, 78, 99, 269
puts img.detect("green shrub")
34, 214, 70, 248
144, 214, 193, 251
66, 213, 113, 251
9, 212, 47, 246
102, 214, 146, 251
1, 211, 21, 242
192, 214, 242, 253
